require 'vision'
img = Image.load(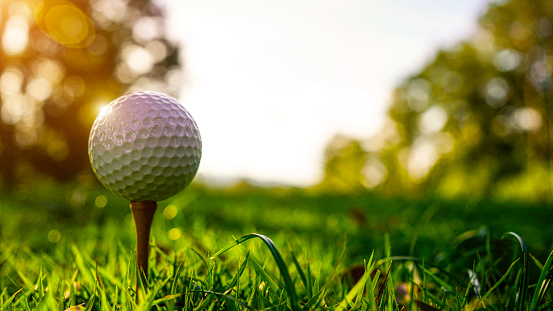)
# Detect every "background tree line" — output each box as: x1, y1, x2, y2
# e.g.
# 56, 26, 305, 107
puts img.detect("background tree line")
320, 0, 553, 201
0, 0, 180, 186
1, 0, 550, 202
